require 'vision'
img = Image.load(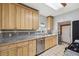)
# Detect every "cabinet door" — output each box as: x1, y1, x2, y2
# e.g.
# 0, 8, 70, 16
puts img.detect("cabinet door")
45, 39, 49, 50
45, 37, 51, 50
0, 4, 2, 29
16, 5, 21, 29
47, 16, 53, 31
28, 40, 33, 56
2, 4, 9, 29
47, 18, 51, 30
8, 44, 17, 56
49, 37, 53, 47
16, 41, 29, 56
35, 11, 39, 30
0, 50, 8, 56
32, 40, 36, 55
22, 46, 28, 56
8, 4, 16, 29
52, 36, 57, 46
24, 7, 29, 29
17, 47, 23, 56
0, 45, 9, 56
28, 8, 33, 29
32, 10, 39, 30
22, 42, 29, 56
8, 48, 16, 56
20, 6, 25, 29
